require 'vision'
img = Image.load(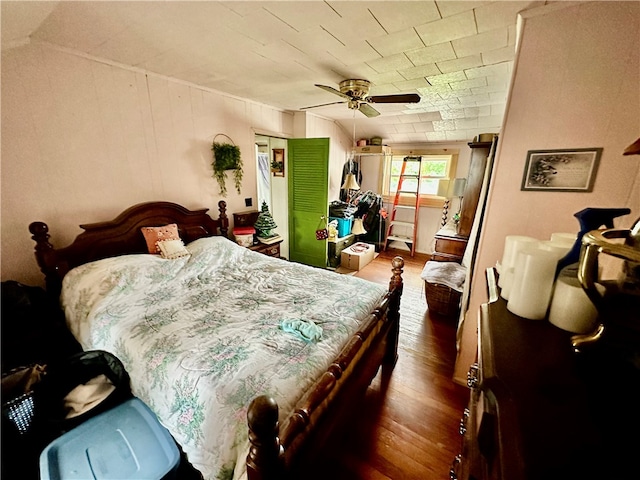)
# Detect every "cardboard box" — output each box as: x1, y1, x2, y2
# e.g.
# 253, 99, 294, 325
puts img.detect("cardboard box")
341, 242, 375, 271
